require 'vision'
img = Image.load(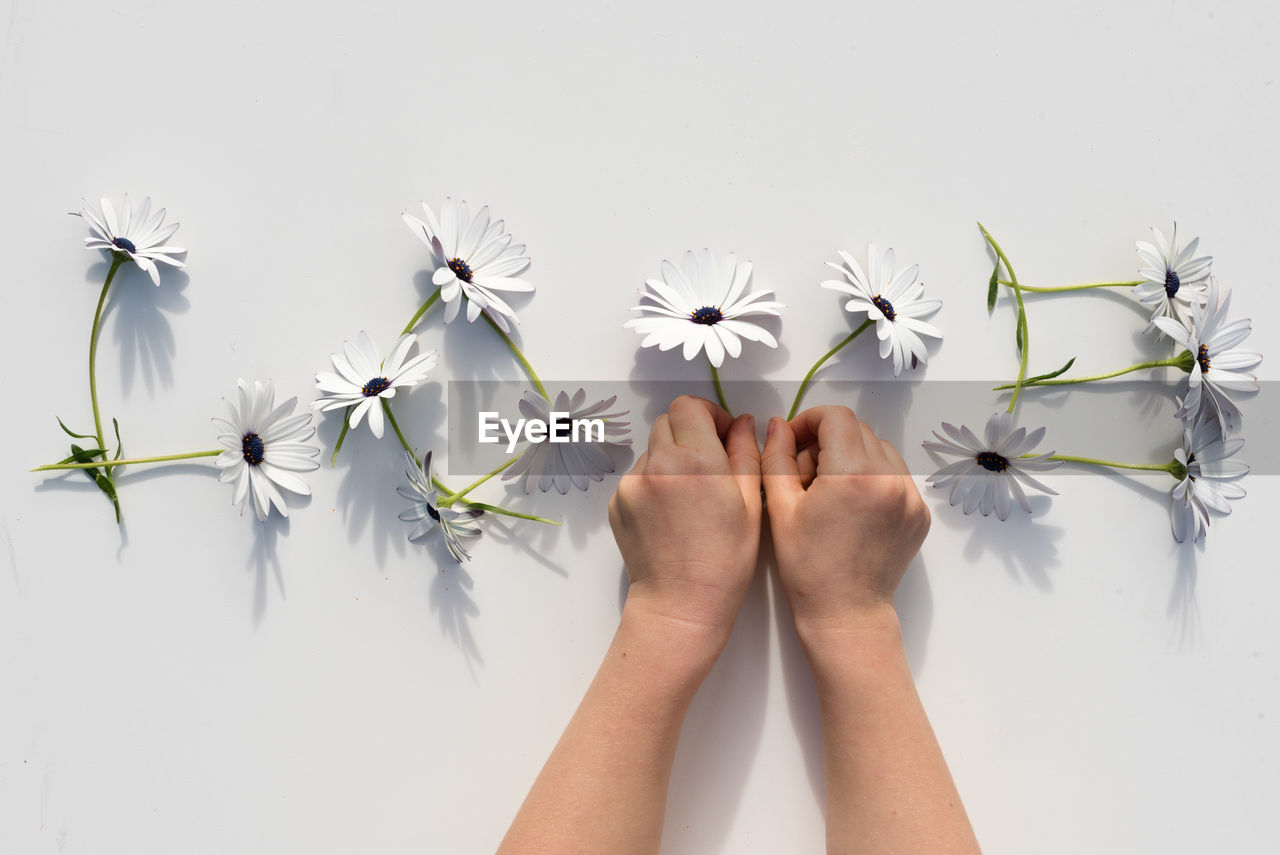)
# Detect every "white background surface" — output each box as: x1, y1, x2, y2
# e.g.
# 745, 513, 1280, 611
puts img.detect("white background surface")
2, 0, 1278, 852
